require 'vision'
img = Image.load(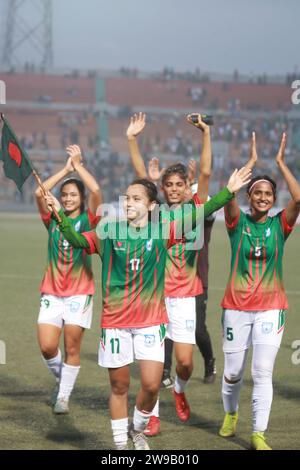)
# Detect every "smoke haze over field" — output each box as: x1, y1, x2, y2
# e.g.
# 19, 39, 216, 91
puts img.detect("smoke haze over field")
0, 0, 299, 75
